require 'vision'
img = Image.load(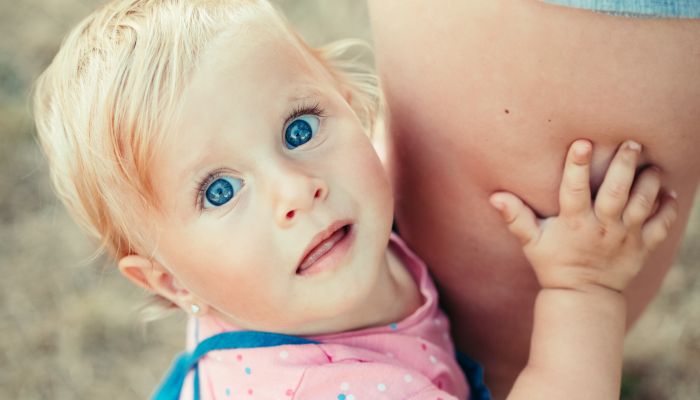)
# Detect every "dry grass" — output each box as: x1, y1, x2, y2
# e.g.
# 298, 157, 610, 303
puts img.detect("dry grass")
0, 1, 697, 398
